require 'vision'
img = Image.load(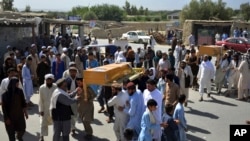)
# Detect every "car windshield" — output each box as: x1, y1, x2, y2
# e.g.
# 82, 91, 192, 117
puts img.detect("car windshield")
137, 32, 146, 36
